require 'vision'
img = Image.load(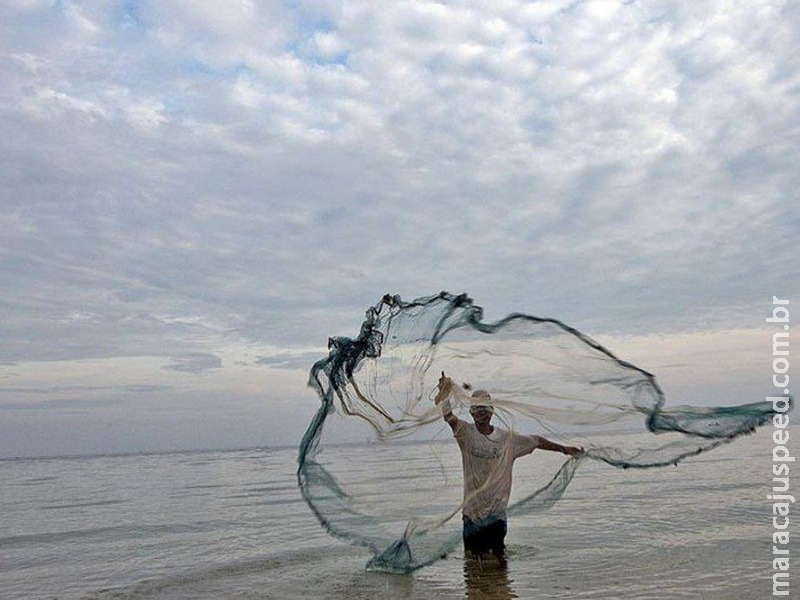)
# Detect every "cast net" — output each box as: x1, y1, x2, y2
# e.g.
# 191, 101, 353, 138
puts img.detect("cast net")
297, 292, 788, 572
